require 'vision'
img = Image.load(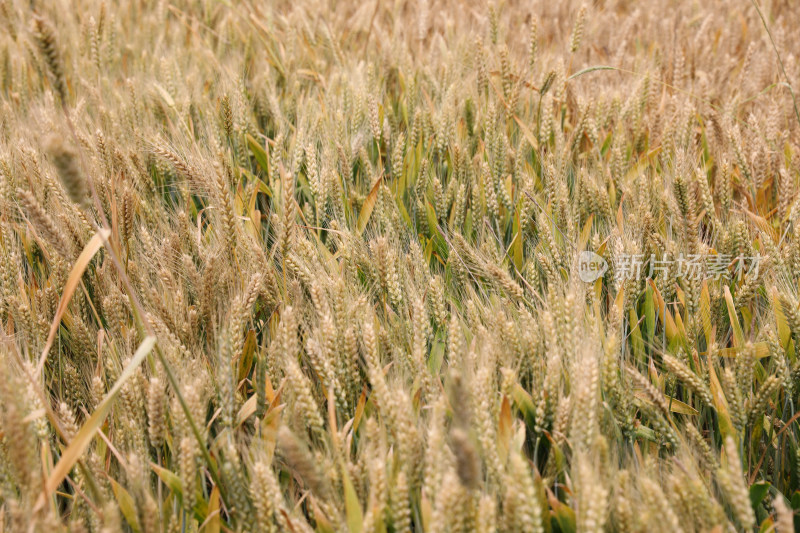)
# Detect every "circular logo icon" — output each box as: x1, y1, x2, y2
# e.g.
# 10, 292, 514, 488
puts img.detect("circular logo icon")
578, 251, 608, 283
